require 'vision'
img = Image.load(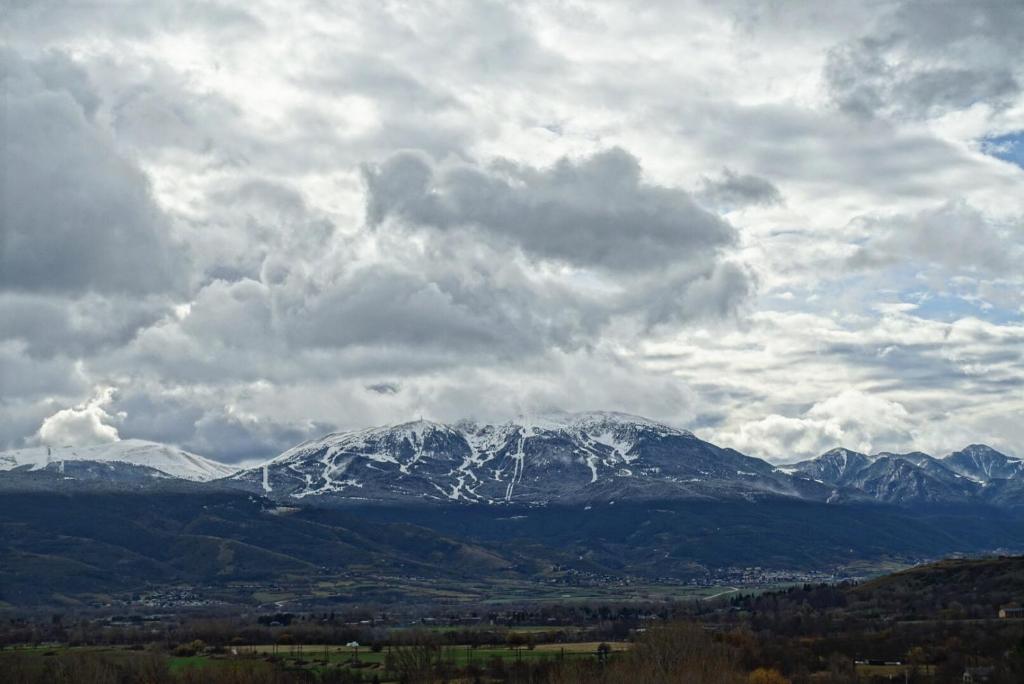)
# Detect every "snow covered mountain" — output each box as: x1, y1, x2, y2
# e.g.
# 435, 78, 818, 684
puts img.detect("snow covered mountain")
8, 415, 1014, 508
0, 440, 237, 482
784, 444, 1023, 505
780, 447, 871, 486
229, 411, 831, 505
945, 444, 1024, 482
840, 455, 979, 504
